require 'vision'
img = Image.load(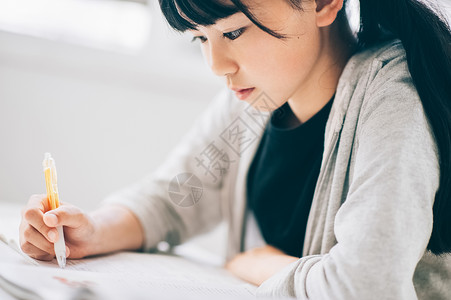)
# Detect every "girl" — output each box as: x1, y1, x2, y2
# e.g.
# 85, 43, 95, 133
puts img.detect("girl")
19, 0, 451, 299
